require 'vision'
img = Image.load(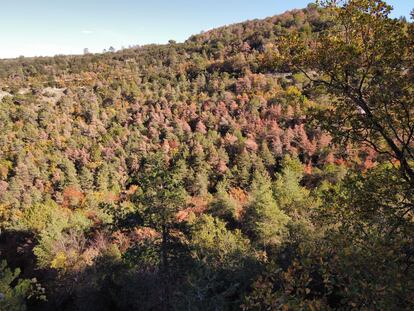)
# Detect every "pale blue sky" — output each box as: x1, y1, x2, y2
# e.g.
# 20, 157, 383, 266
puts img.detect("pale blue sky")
0, 0, 412, 59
